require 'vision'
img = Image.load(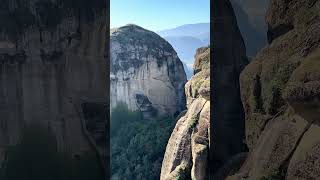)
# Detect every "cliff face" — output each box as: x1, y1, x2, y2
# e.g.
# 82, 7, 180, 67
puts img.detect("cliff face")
228, 0, 320, 179
211, 0, 248, 170
0, 0, 107, 169
110, 24, 187, 118
161, 47, 210, 180
230, 0, 267, 57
